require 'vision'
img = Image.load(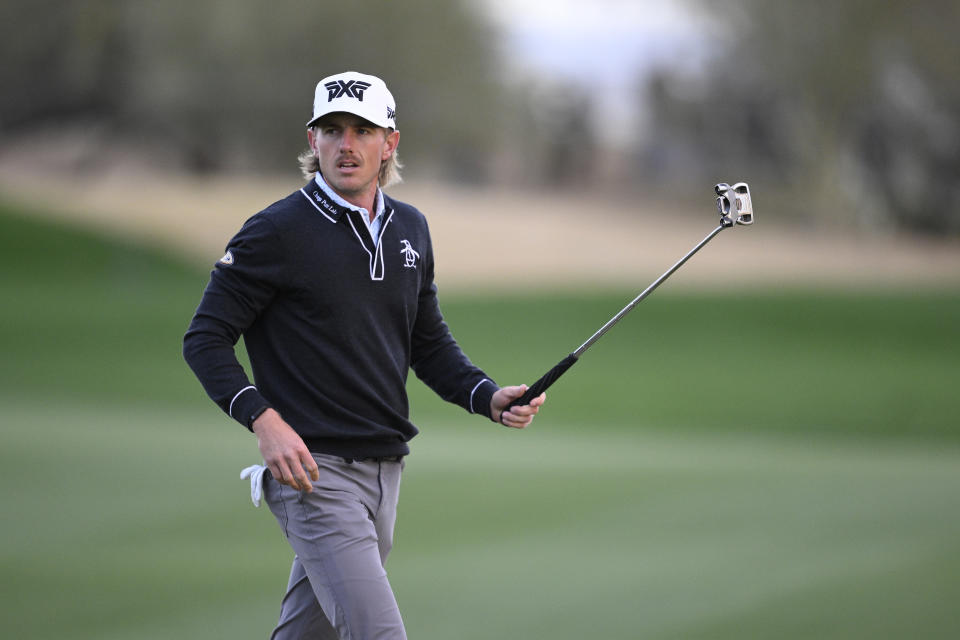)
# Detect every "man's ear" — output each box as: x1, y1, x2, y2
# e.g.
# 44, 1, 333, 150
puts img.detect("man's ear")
382, 129, 400, 160
307, 128, 318, 154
